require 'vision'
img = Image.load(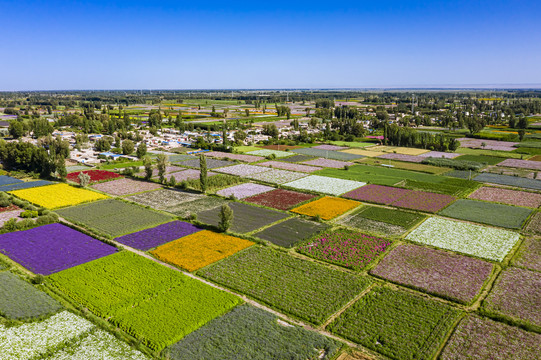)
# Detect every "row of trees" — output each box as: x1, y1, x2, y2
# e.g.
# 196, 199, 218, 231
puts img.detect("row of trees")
384, 124, 460, 152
